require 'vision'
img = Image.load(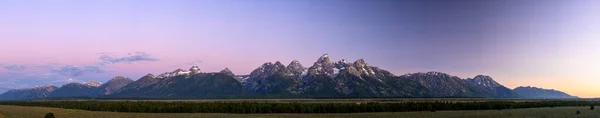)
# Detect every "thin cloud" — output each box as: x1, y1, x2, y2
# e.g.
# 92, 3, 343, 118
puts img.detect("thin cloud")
98, 52, 158, 65
0, 64, 27, 71
0, 52, 157, 88
51, 65, 105, 77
